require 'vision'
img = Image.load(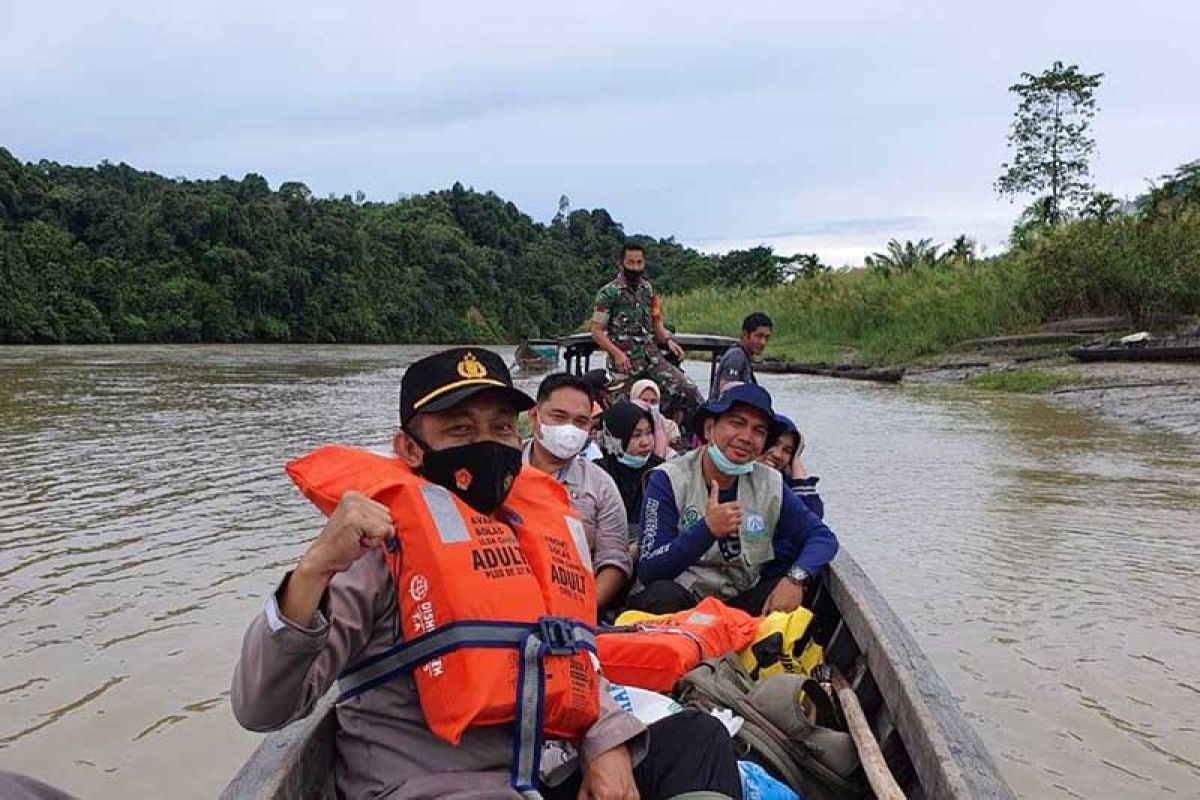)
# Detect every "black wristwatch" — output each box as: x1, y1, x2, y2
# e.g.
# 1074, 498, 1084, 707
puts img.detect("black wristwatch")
785, 566, 810, 586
